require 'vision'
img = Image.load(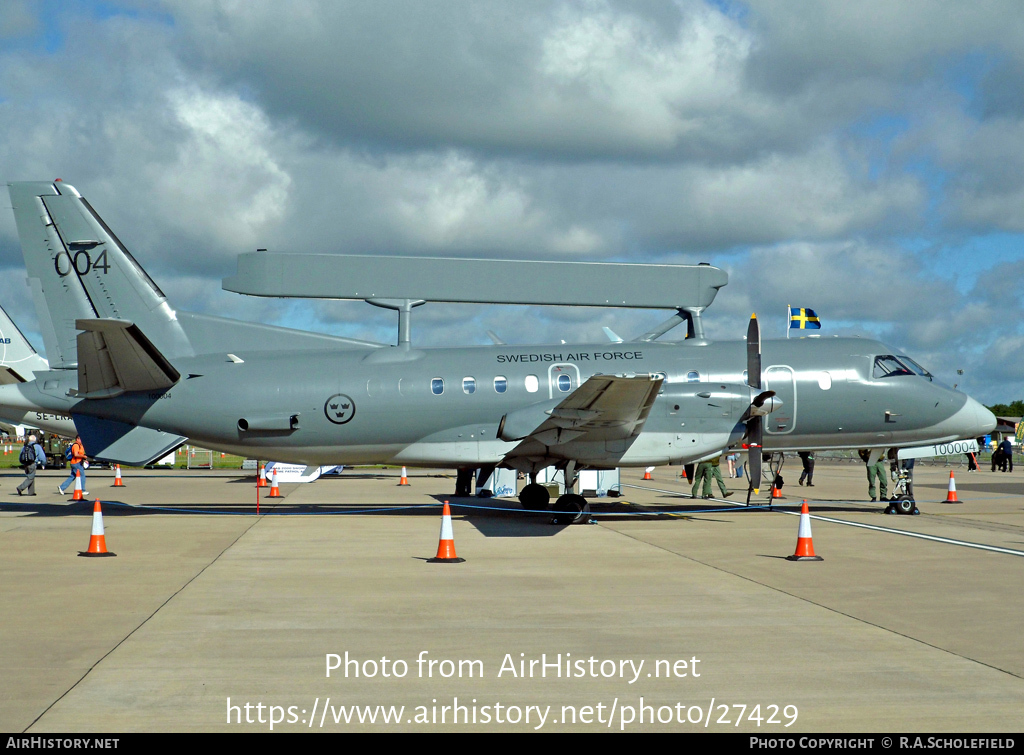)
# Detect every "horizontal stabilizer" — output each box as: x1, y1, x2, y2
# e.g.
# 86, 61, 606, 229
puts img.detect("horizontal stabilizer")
73, 414, 186, 466
75, 319, 180, 398
0, 366, 28, 385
